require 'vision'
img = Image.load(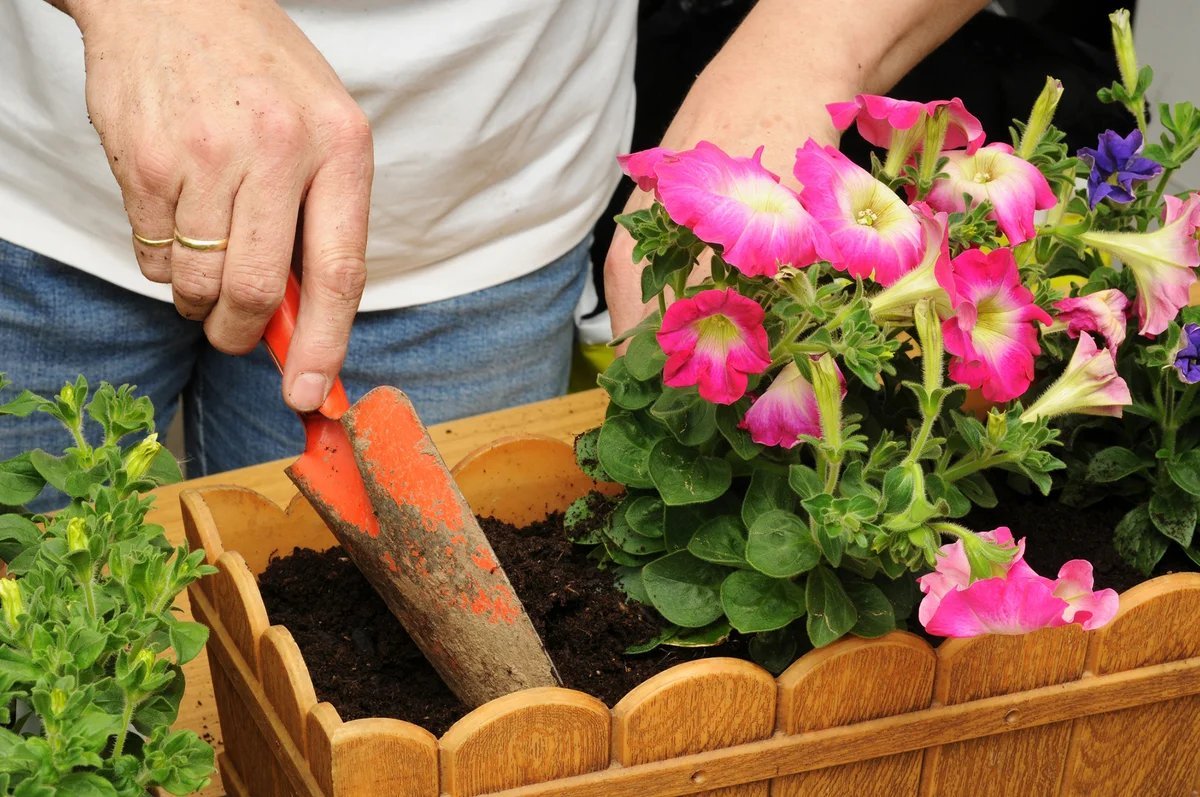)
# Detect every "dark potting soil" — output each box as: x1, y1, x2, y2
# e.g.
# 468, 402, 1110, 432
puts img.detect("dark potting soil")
258, 510, 741, 737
